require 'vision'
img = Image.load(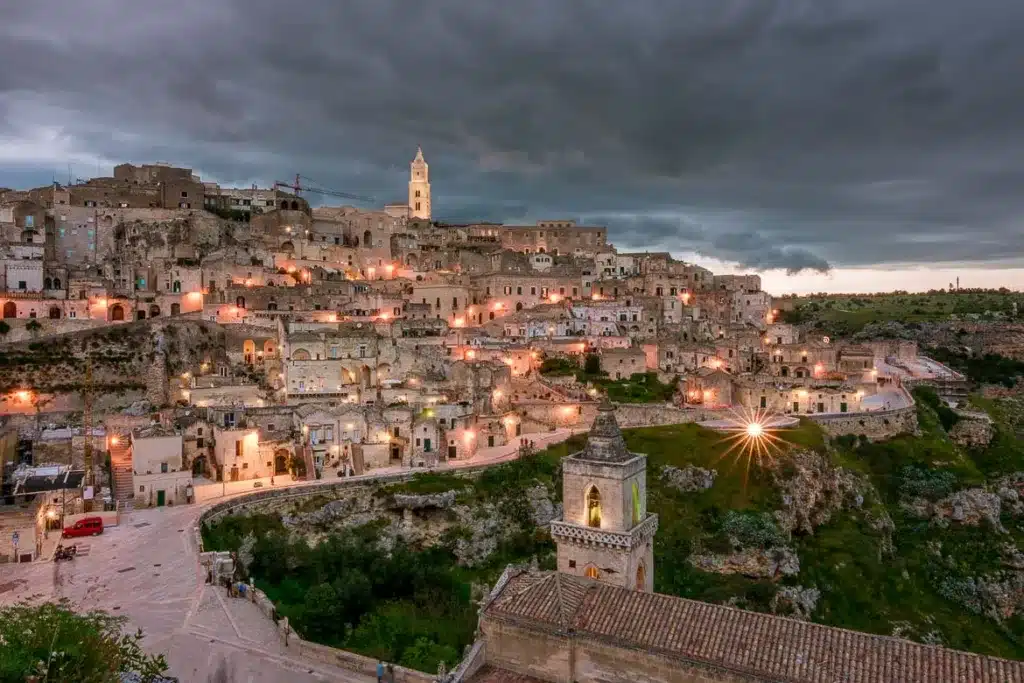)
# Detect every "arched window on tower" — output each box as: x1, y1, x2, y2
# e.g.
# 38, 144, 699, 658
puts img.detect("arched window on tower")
585, 566, 599, 579
585, 486, 601, 528
635, 563, 646, 590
